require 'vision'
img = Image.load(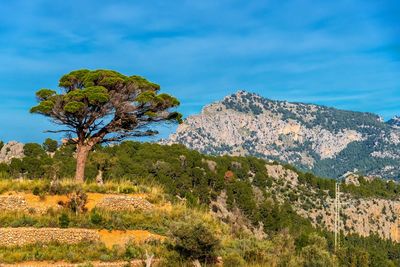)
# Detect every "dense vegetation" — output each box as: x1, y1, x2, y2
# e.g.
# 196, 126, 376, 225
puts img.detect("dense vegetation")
312, 140, 399, 180
0, 140, 399, 266
342, 176, 400, 199
283, 164, 400, 200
